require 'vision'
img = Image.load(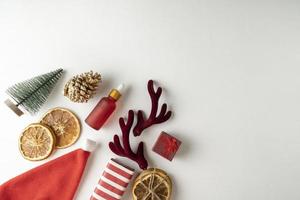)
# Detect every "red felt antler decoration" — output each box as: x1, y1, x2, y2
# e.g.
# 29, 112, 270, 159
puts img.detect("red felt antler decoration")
109, 110, 148, 170
133, 80, 172, 136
